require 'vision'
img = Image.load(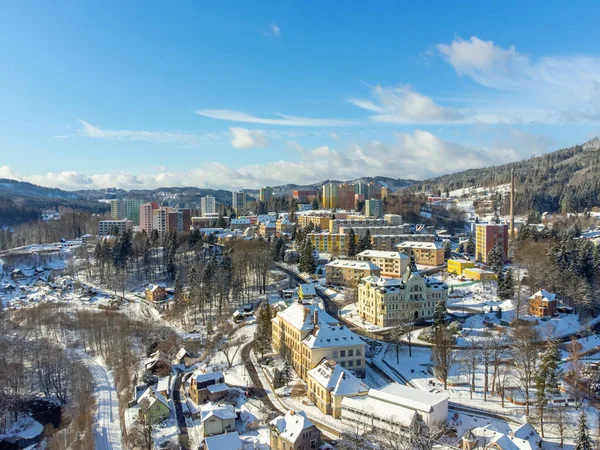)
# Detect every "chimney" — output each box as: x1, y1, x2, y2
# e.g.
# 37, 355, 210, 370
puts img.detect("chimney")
290, 410, 295, 415
510, 169, 515, 240
313, 309, 318, 326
